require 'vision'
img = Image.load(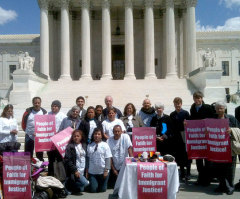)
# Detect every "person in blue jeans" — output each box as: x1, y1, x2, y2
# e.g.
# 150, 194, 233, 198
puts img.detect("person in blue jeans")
64, 130, 89, 194
86, 128, 112, 193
